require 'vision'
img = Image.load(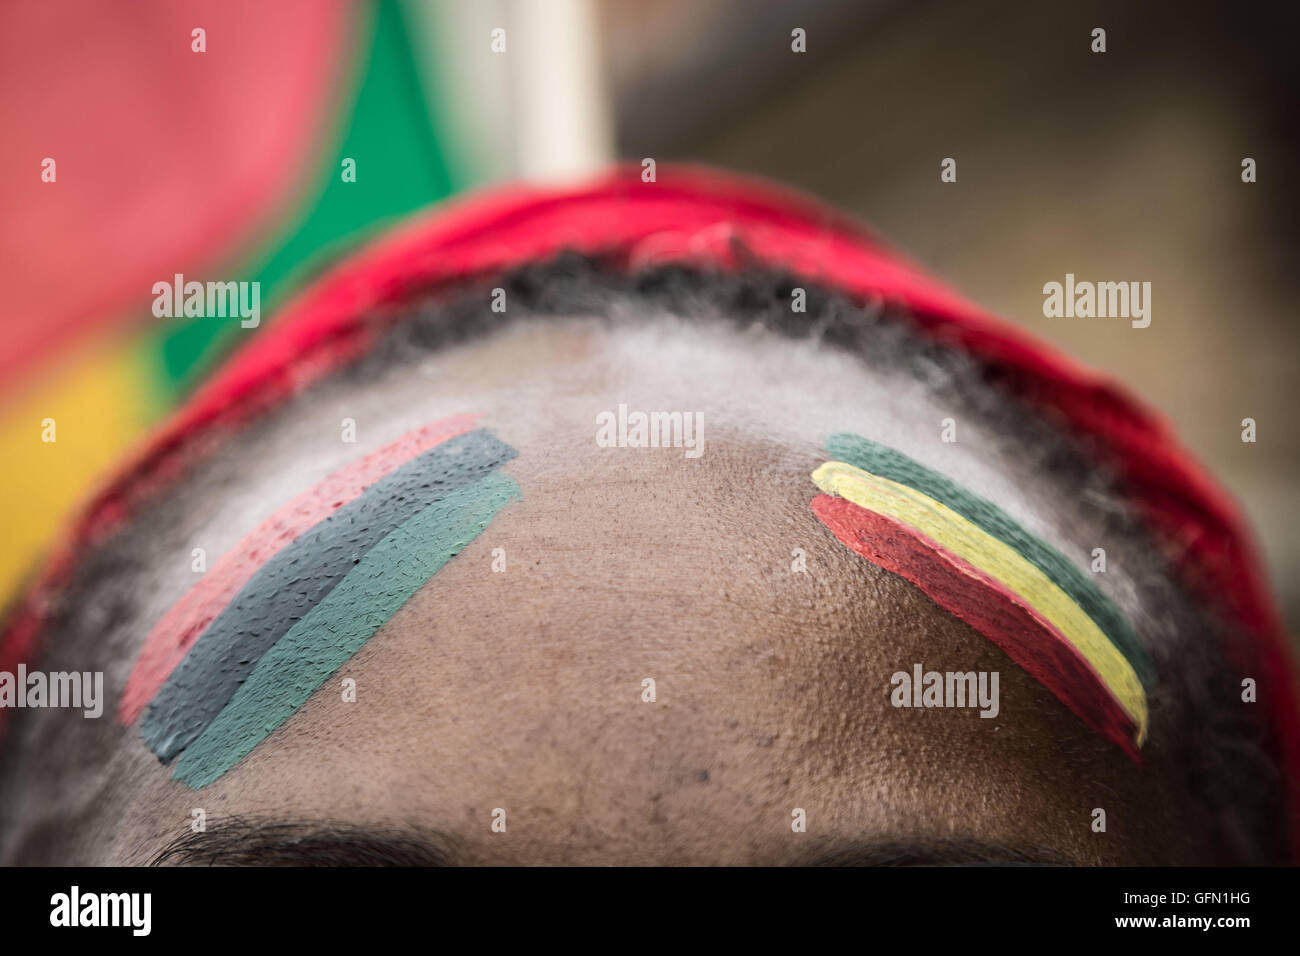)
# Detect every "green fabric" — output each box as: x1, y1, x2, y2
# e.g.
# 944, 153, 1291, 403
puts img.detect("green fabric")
149, 0, 461, 406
